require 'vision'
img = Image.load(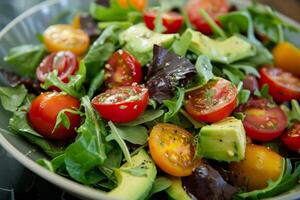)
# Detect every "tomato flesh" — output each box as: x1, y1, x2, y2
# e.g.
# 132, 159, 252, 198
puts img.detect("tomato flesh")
92, 86, 149, 123
184, 78, 237, 123
149, 123, 201, 177
241, 98, 287, 142
281, 122, 300, 153
186, 0, 228, 35
28, 92, 81, 140
259, 67, 300, 103
43, 24, 89, 56
143, 10, 184, 33
36, 51, 78, 83
105, 50, 142, 88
